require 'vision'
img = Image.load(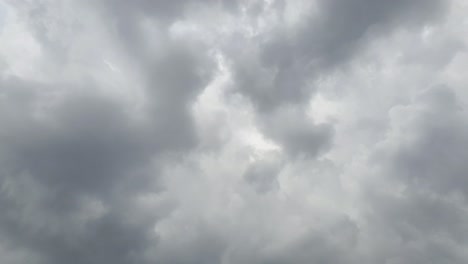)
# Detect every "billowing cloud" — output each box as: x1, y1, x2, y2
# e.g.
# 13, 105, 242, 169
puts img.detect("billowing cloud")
1, 0, 467, 263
